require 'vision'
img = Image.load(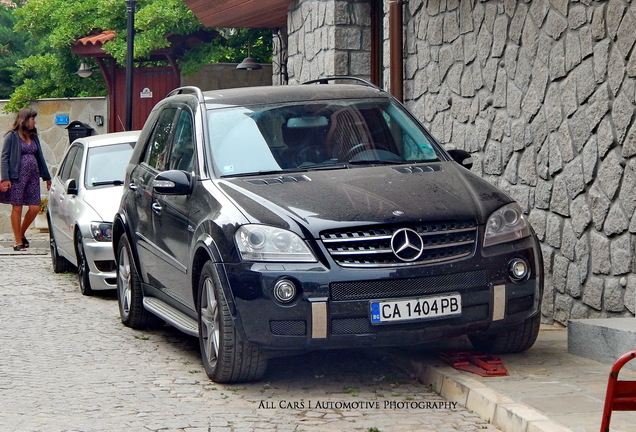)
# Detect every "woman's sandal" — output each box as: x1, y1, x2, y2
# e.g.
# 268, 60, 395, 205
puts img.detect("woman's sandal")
13, 244, 26, 251
22, 237, 29, 248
